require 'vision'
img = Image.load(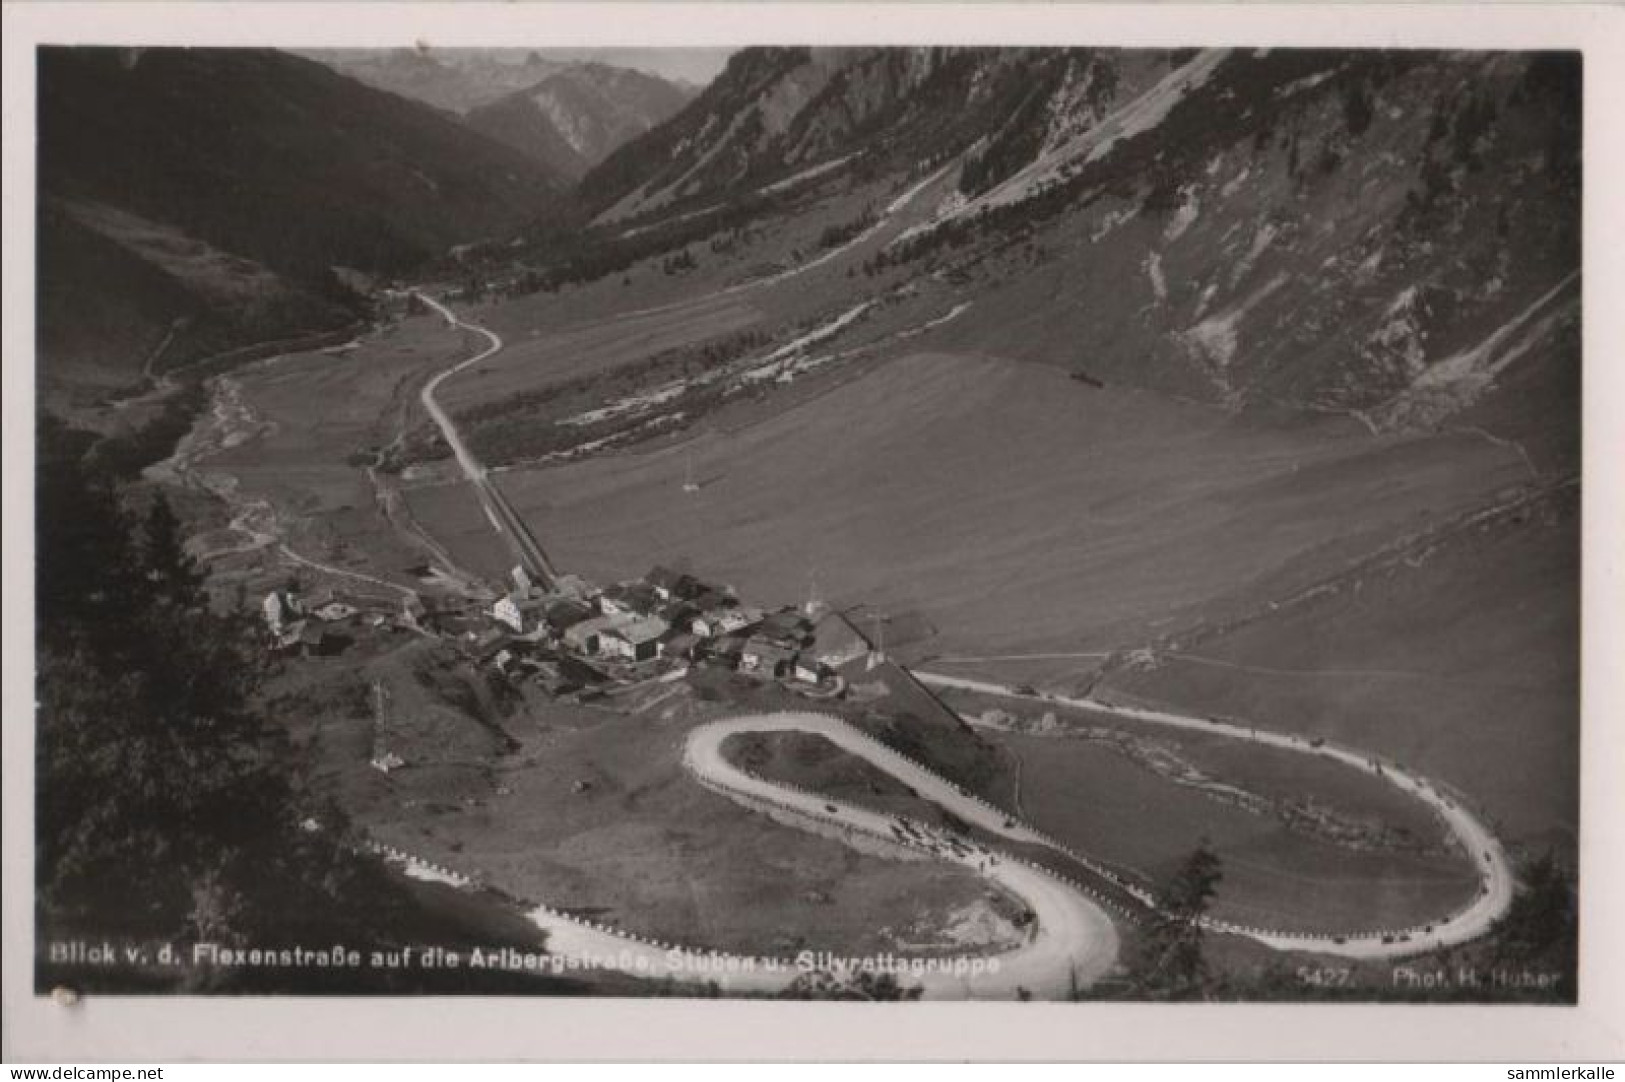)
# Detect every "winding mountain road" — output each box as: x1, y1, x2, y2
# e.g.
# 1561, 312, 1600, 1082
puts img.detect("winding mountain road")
686, 713, 1121, 998
526, 710, 1120, 1000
